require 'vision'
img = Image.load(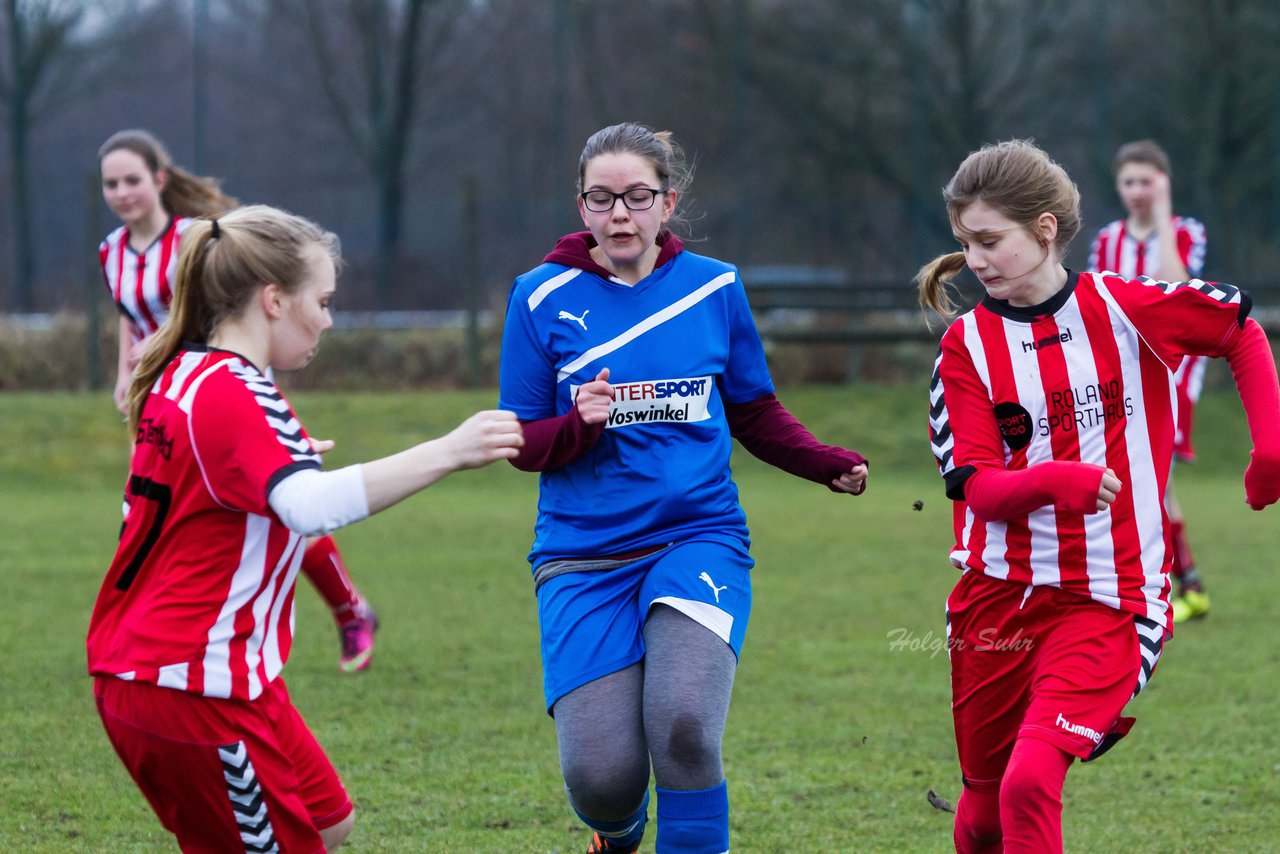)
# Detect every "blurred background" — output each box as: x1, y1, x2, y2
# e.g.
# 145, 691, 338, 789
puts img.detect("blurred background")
3, 0, 1279, 386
